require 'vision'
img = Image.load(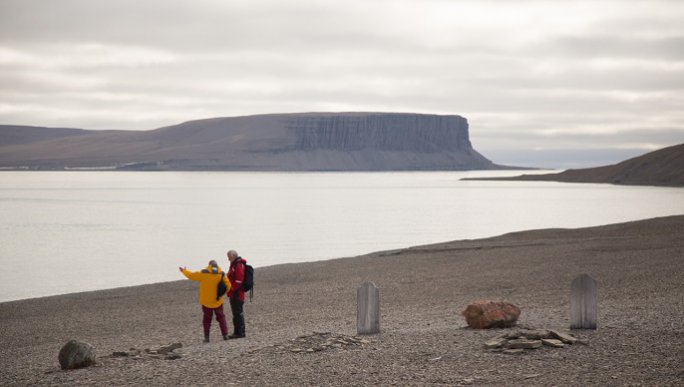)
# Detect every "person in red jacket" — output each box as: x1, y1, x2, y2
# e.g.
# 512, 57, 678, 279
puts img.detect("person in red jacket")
226, 249, 247, 339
